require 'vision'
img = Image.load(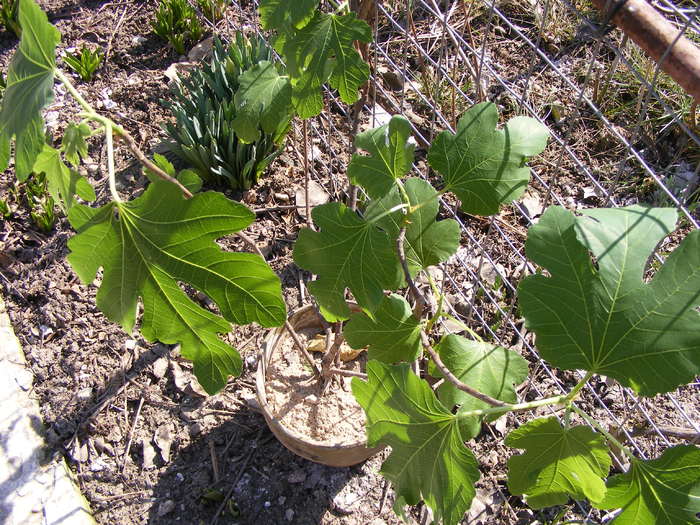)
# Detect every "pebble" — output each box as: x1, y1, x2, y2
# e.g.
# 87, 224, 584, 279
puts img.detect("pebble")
157, 500, 176, 517
287, 470, 306, 484
285, 509, 295, 521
